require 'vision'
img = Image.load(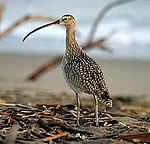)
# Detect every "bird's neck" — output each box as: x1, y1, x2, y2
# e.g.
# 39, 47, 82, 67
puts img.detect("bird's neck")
65, 26, 81, 55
